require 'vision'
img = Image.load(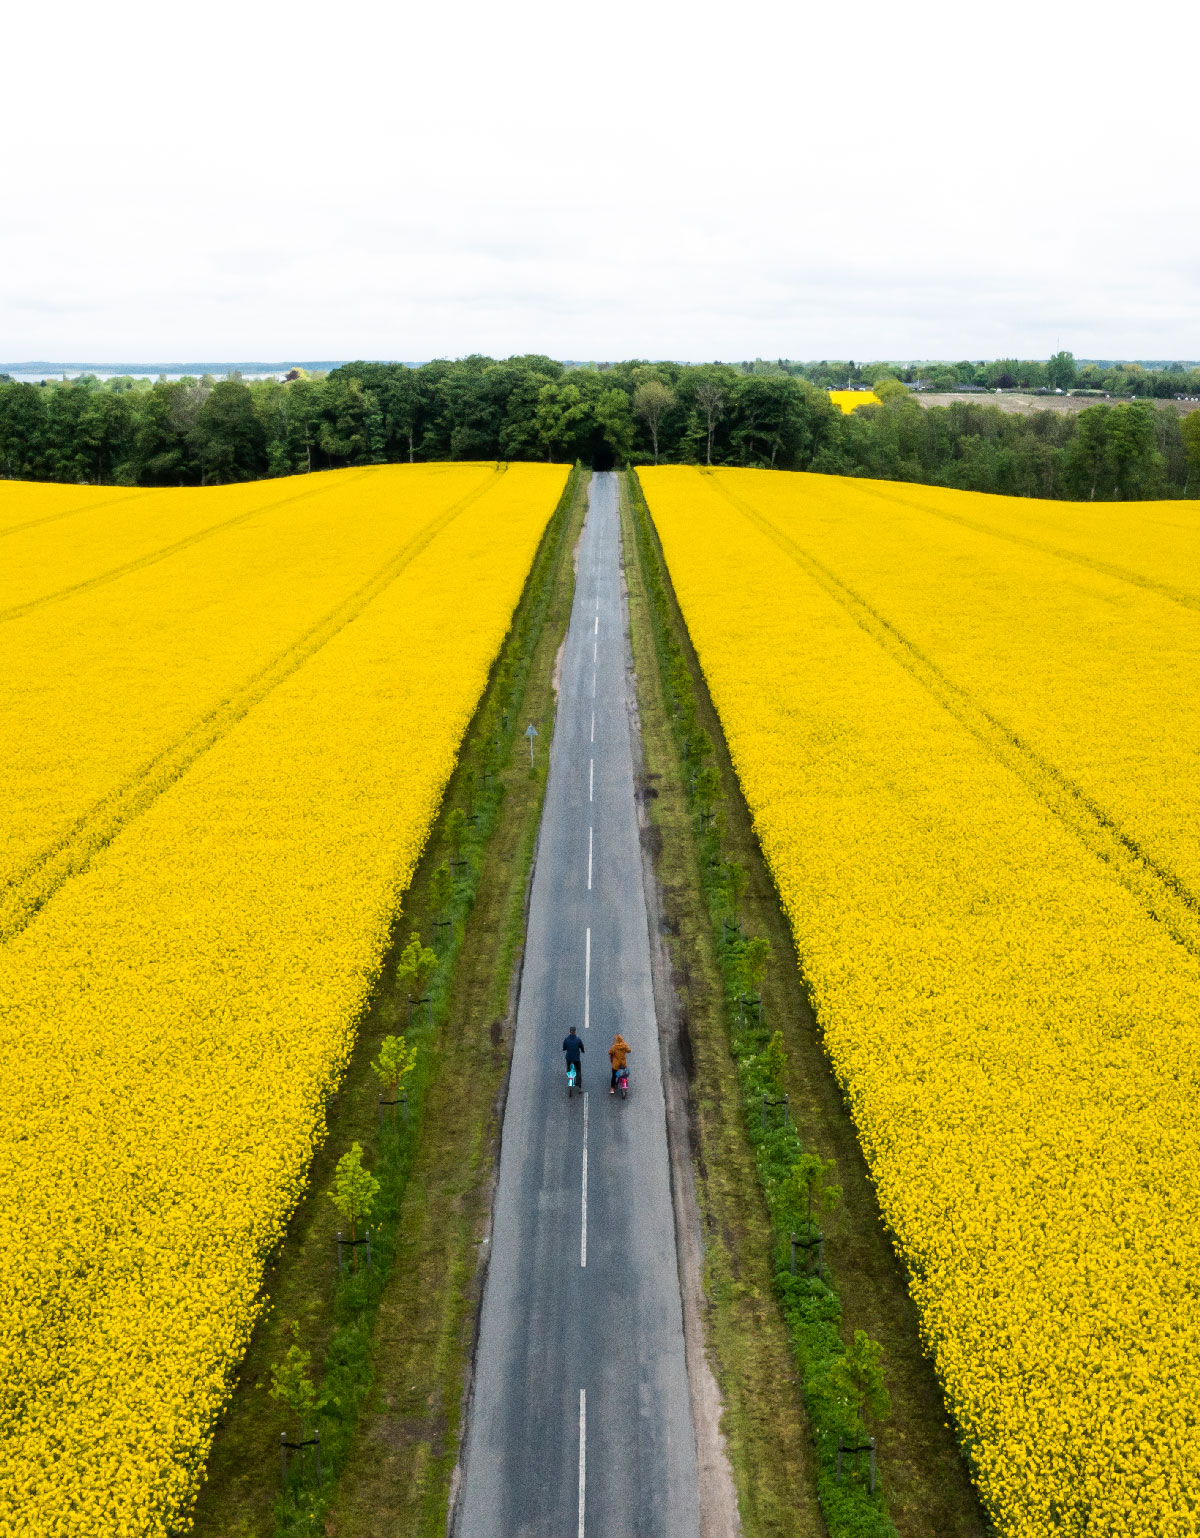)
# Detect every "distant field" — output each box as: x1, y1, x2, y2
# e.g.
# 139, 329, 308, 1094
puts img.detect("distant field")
641, 464, 1200, 1538
828, 388, 881, 413
915, 390, 1200, 415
